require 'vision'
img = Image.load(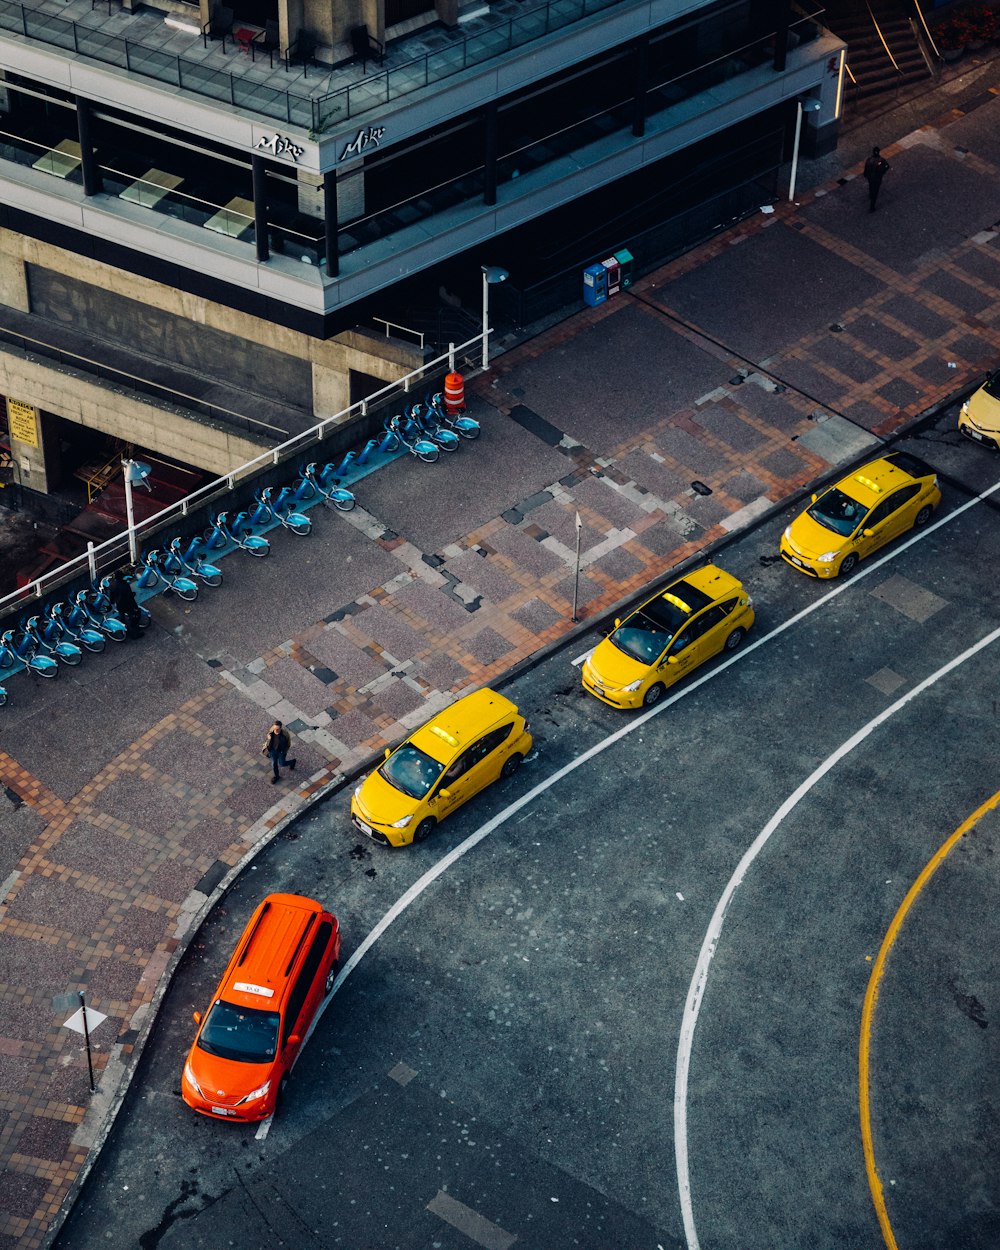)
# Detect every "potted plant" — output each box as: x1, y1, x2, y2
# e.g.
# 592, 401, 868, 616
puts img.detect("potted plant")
935, 14, 971, 57
964, 4, 997, 46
